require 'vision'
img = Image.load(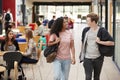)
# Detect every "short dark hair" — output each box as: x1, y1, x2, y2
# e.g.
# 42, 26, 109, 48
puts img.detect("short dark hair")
53, 15, 56, 19
36, 20, 41, 26
87, 13, 99, 23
